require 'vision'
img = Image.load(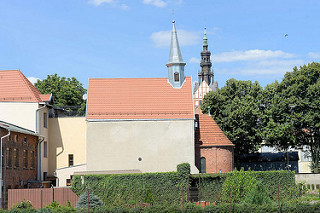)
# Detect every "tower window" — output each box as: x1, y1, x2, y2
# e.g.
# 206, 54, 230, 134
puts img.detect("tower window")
174, 72, 179, 82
